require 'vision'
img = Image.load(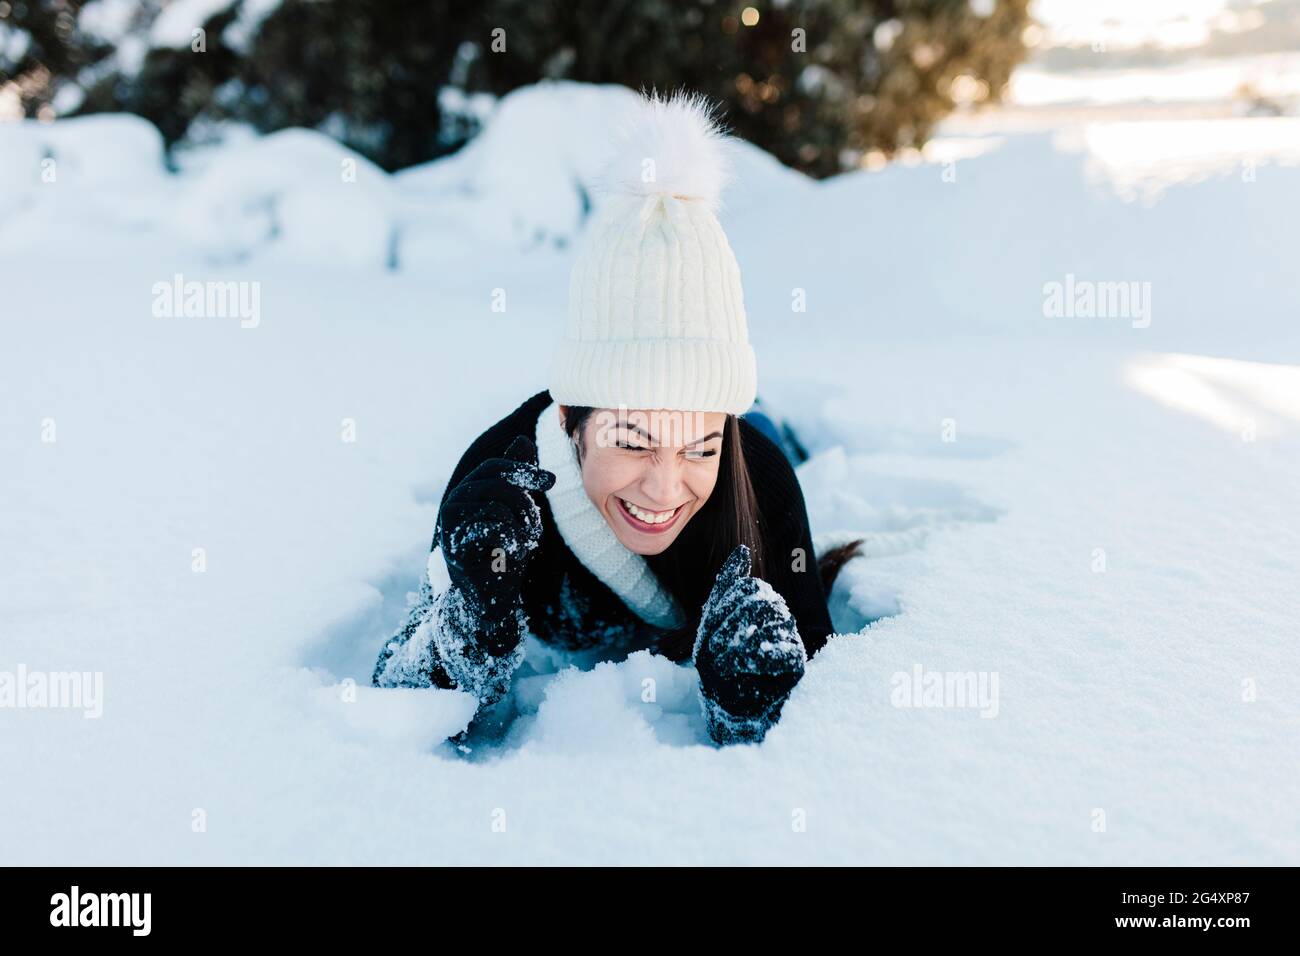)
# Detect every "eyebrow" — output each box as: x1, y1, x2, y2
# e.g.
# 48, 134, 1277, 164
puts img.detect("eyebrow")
614, 424, 723, 447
